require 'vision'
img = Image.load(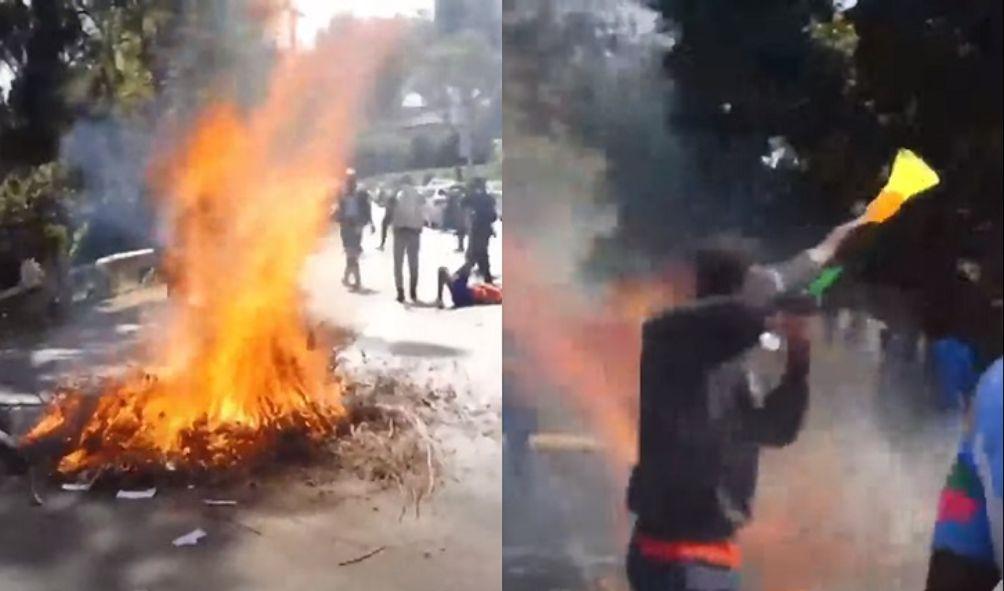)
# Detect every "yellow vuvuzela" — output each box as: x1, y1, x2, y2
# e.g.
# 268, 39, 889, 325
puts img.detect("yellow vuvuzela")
864, 148, 940, 223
